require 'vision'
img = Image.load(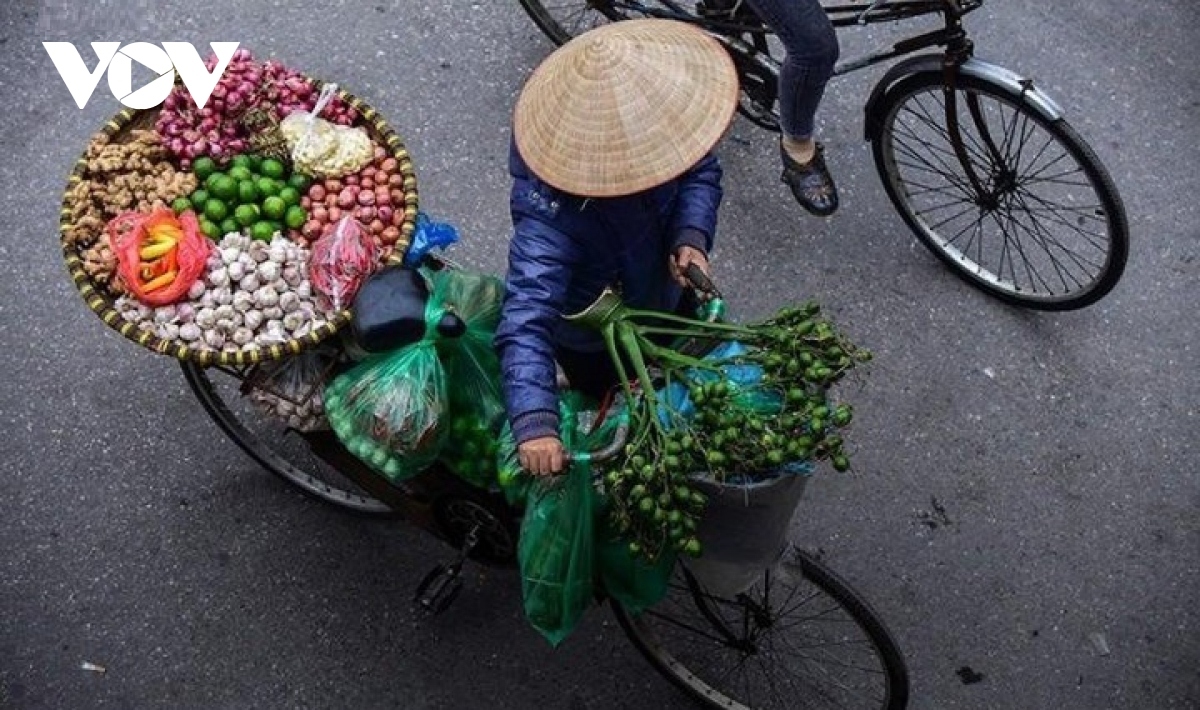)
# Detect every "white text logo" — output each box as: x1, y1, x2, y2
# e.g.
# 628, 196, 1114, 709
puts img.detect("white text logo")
43, 41, 239, 110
